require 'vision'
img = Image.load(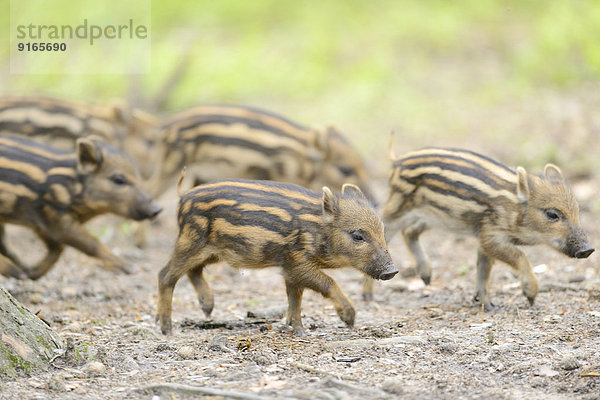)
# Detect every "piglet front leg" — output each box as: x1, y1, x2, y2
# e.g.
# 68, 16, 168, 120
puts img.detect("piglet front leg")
53, 220, 133, 275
